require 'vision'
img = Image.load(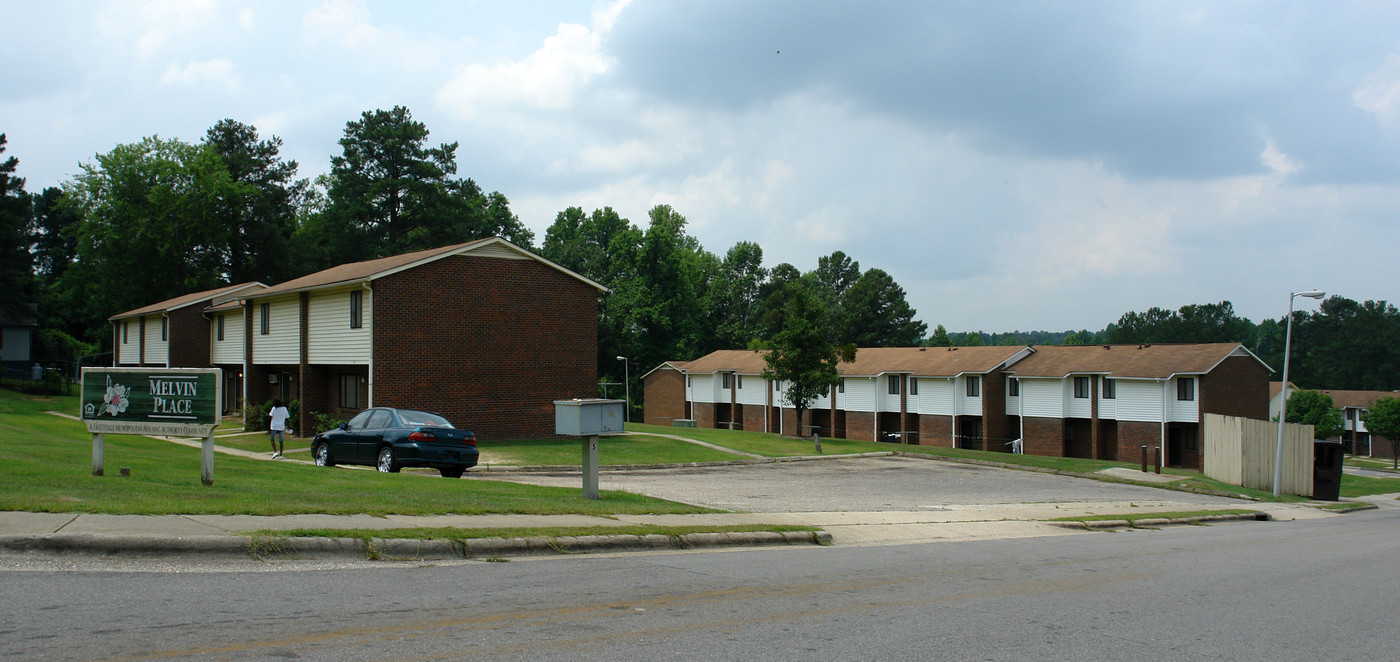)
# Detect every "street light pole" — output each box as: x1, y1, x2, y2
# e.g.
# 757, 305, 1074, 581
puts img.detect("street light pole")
616, 356, 630, 424
1273, 289, 1325, 497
